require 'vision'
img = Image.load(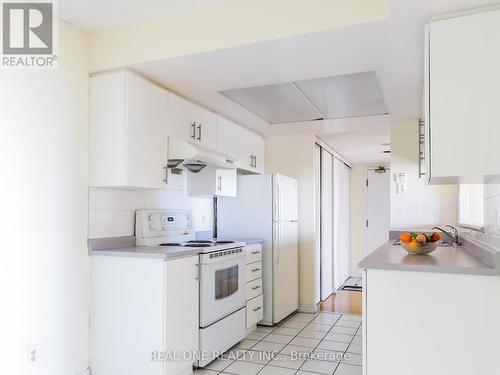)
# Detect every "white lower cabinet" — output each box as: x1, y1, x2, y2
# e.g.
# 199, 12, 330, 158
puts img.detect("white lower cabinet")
245, 244, 264, 329
246, 295, 264, 329
246, 278, 263, 301
363, 268, 500, 375
246, 261, 263, 282
90, 255, 199, 375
